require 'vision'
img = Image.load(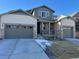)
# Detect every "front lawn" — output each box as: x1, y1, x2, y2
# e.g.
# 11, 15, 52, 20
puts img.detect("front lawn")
47, 40, 79, 59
